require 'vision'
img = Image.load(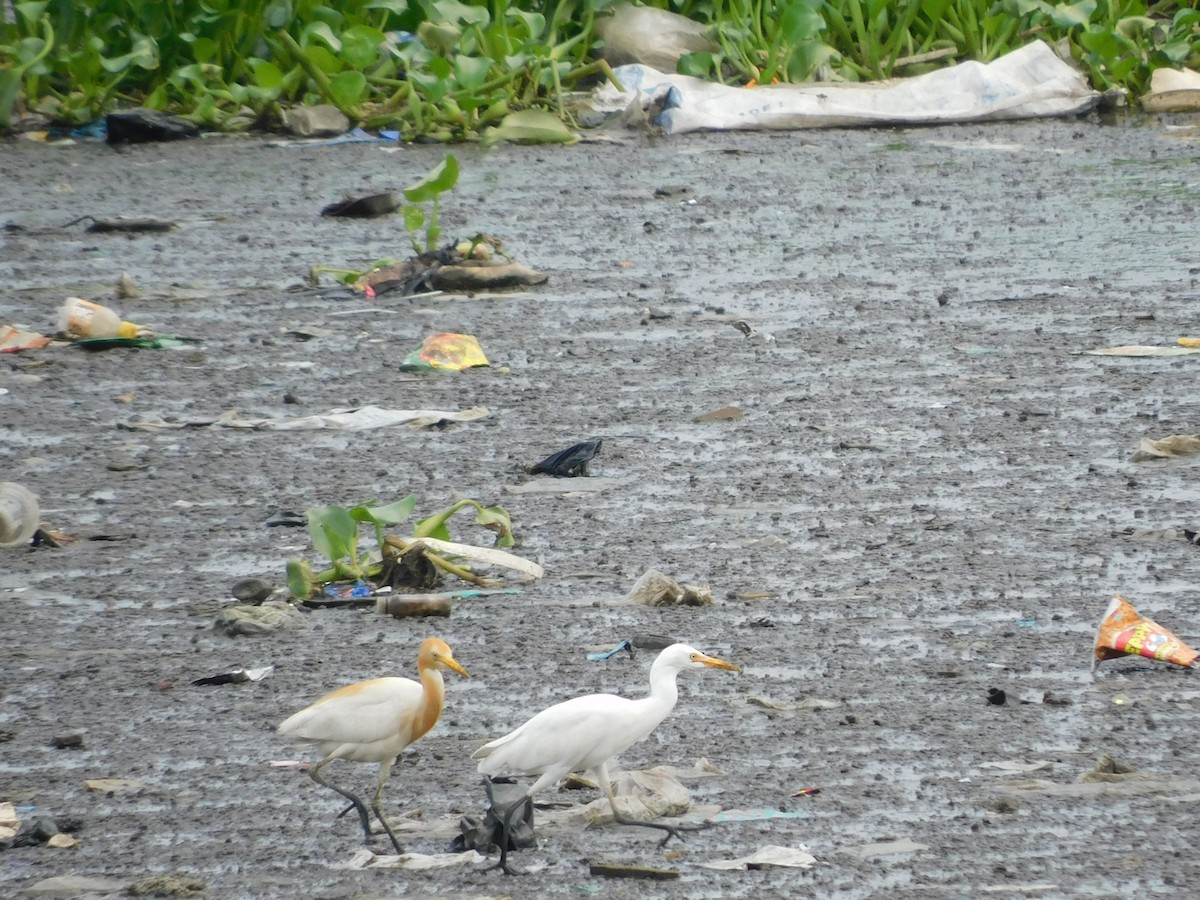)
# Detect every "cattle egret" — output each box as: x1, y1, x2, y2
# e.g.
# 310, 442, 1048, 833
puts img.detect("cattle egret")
278, 636, 468, 854
472, 642, 741, 873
